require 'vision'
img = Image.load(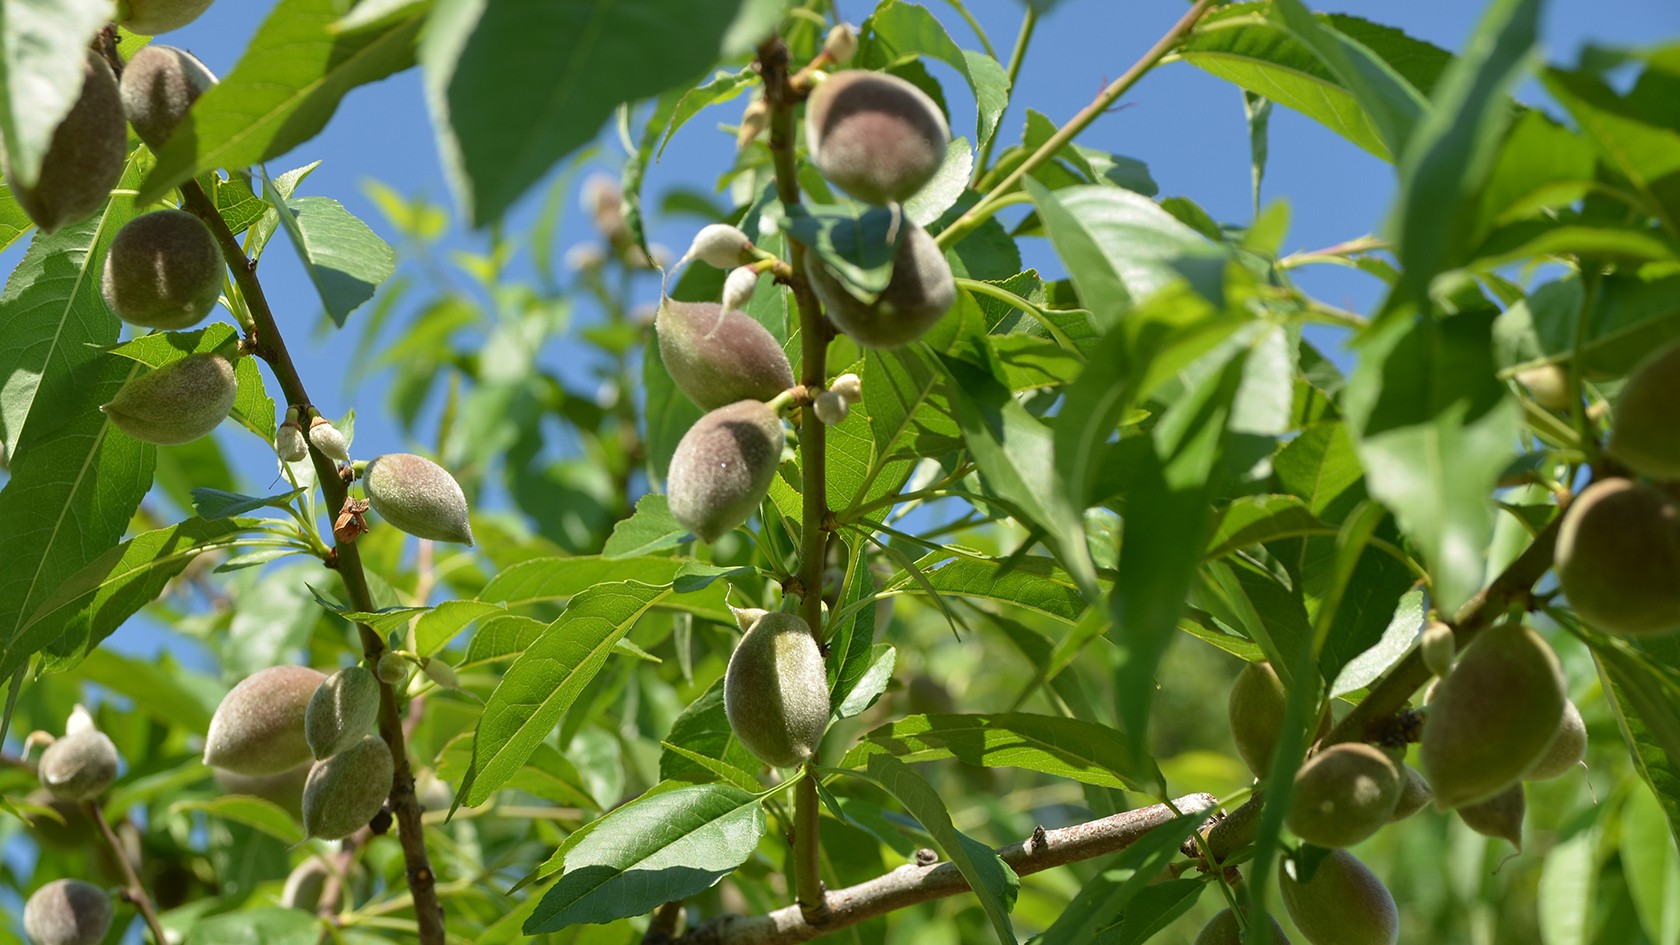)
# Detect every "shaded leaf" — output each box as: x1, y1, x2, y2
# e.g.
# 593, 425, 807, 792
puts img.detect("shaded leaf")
844, 712, 1148, 790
